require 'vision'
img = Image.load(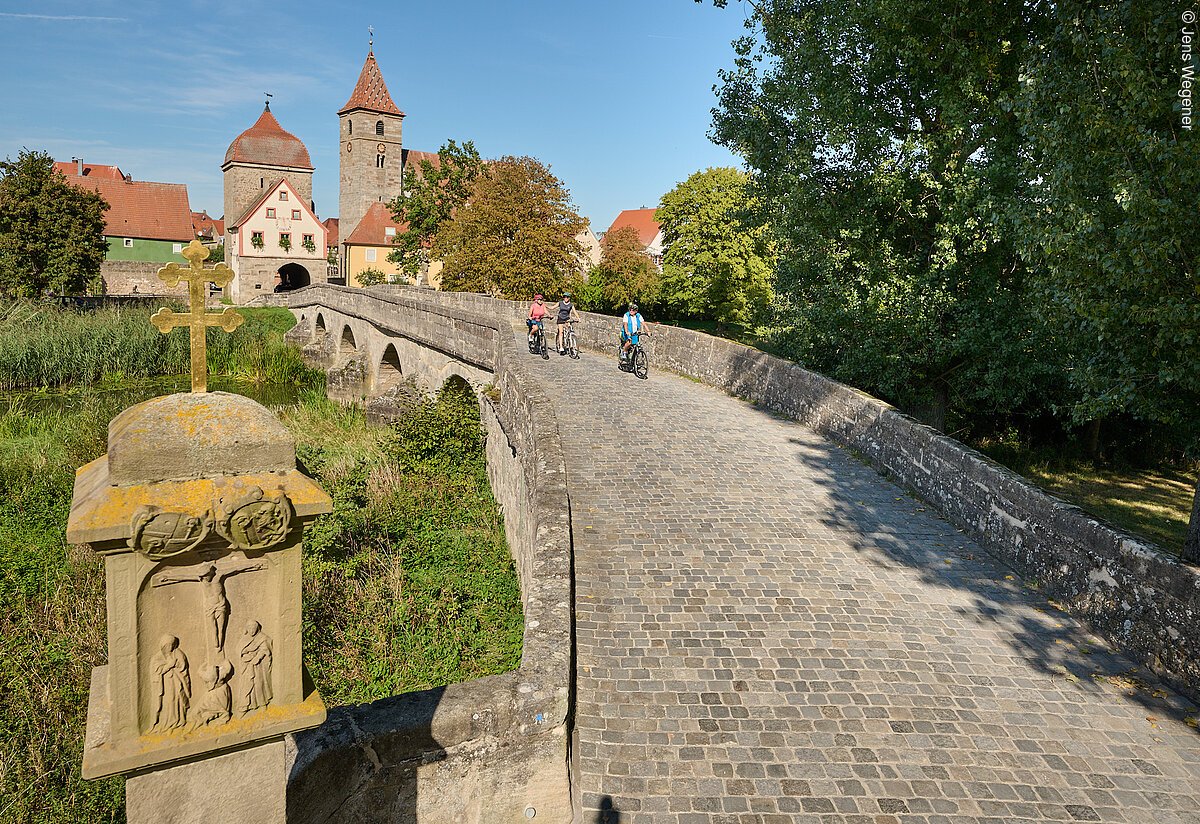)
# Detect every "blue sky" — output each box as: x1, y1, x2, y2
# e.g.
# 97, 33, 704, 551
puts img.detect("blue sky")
0, 1, 752, 232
